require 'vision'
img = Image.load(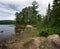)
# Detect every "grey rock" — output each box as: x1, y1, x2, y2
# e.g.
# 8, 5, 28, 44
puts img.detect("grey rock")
45, 34, 60, 49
